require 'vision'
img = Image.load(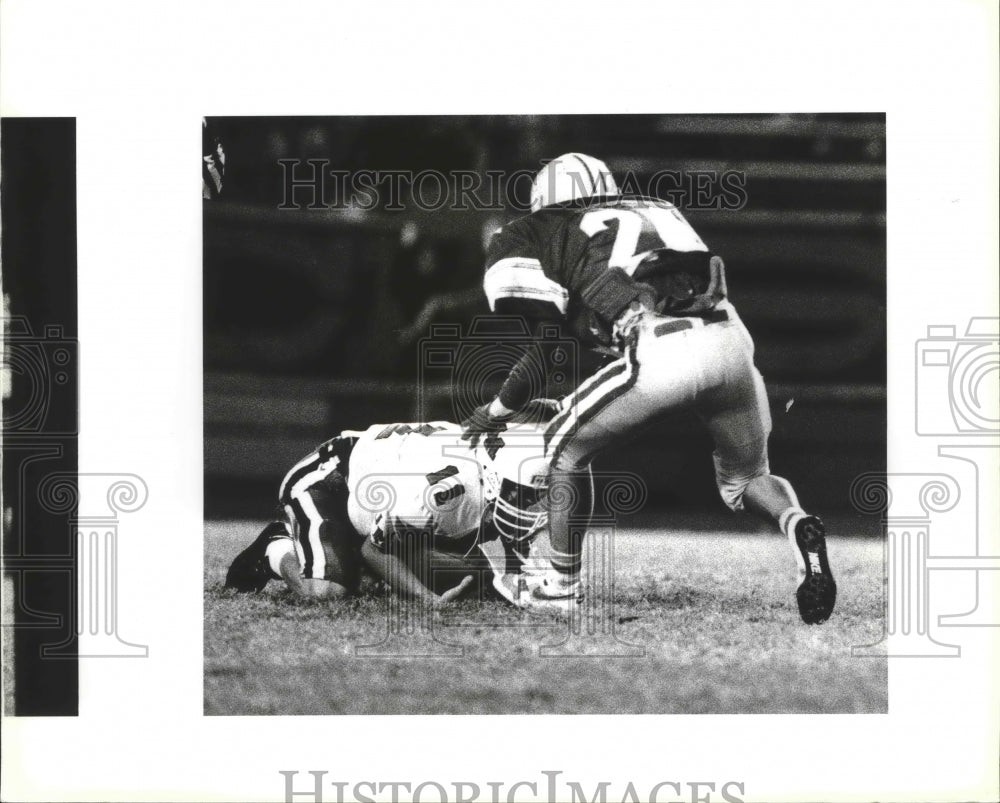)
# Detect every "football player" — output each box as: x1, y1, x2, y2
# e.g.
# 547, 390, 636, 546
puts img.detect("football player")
225, 419, 554, 606
462, 153, 836, 624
